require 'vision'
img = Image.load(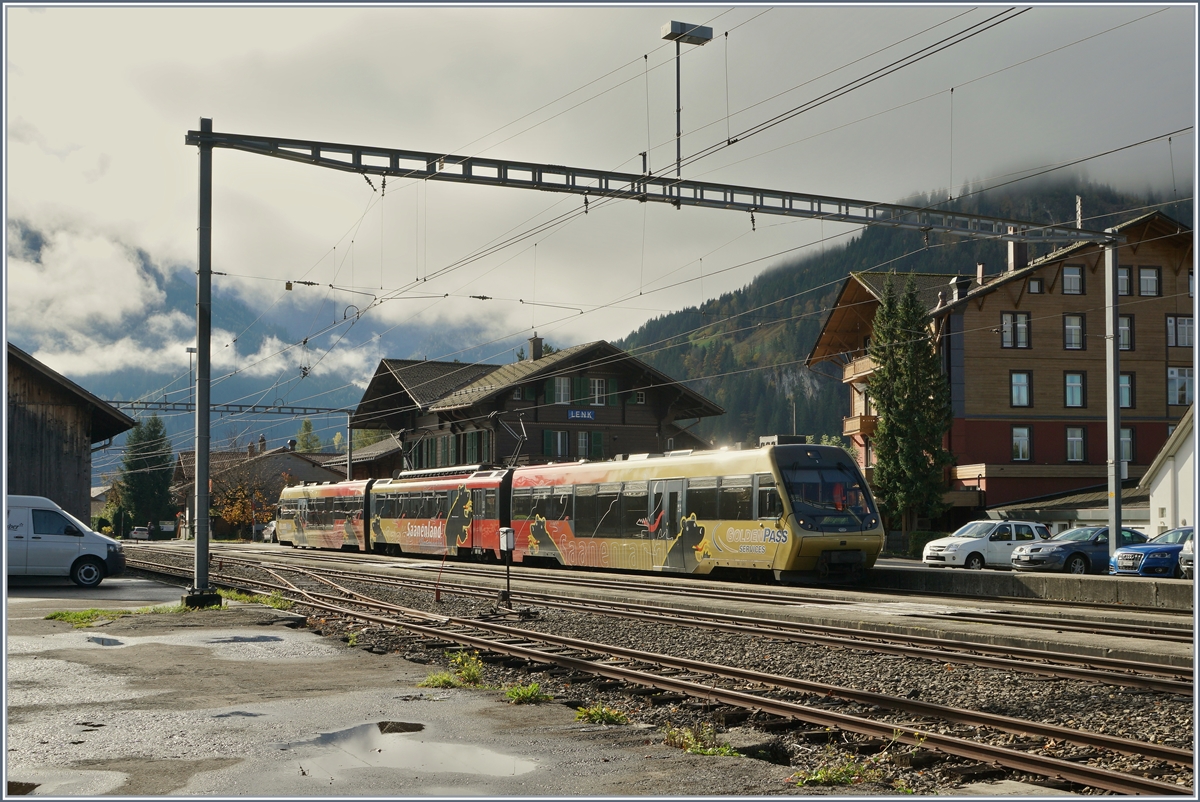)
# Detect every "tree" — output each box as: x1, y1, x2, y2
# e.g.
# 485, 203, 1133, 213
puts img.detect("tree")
112, 414, 175, 536
210, 458, 282, 539
296, 418, 322, 452
352, 429, 389, 450
330, 431, 345, 453
866, 272, 954, 535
